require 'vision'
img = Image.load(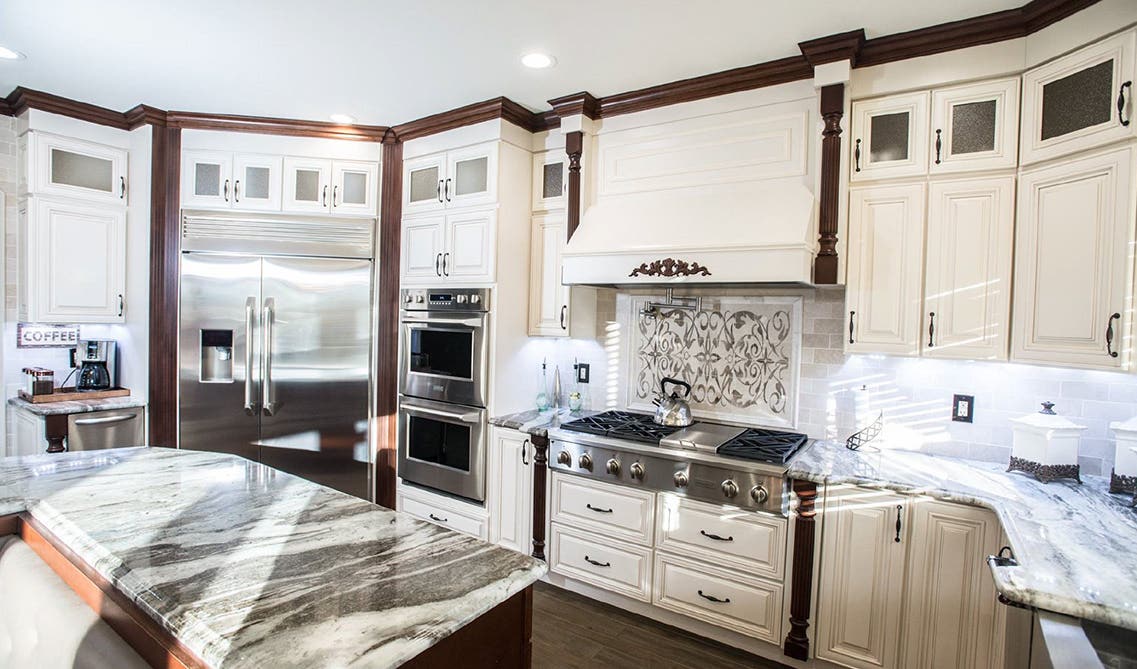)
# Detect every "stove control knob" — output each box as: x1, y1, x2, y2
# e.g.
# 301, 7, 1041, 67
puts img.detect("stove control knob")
674, 471, 689, 488
403, 294, 413, 304
721, 479, 740, 499
470, 294, 481, 304
750, 485, 769, 505
456, 294, 468, 304
579, 453, 593, 471
556, 451, 572, 466
630, 462, 645, 480
414, 294, 425, 303
606, 458, 620, 476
